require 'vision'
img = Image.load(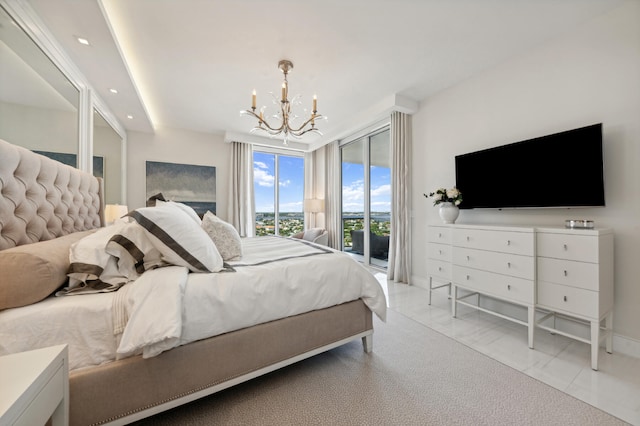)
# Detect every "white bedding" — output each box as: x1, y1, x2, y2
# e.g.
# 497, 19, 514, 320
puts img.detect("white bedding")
0, 236, 387, 370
